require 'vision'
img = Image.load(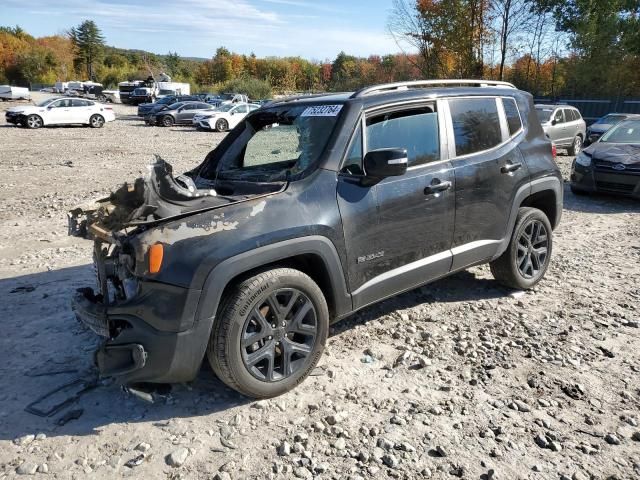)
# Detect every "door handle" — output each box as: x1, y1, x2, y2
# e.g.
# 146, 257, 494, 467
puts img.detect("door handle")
424, 180, 452, 195
501, 162, 522, 174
